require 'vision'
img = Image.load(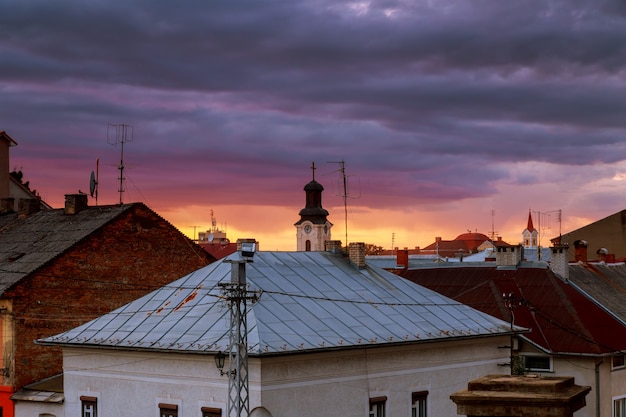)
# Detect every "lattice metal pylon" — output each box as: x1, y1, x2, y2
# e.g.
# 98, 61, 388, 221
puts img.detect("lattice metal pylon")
220, 260, 258, 417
